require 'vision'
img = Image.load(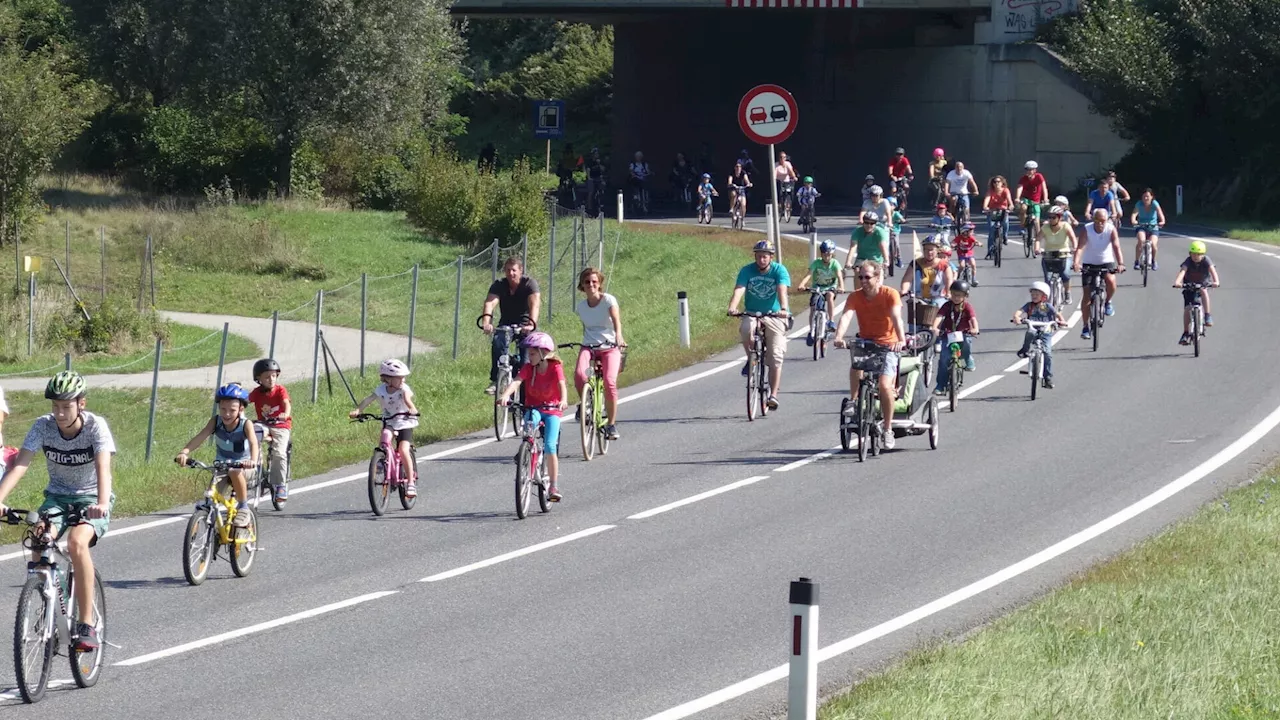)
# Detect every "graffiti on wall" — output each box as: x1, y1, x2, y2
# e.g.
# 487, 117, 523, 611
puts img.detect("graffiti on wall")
994, 0, 1078, 37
